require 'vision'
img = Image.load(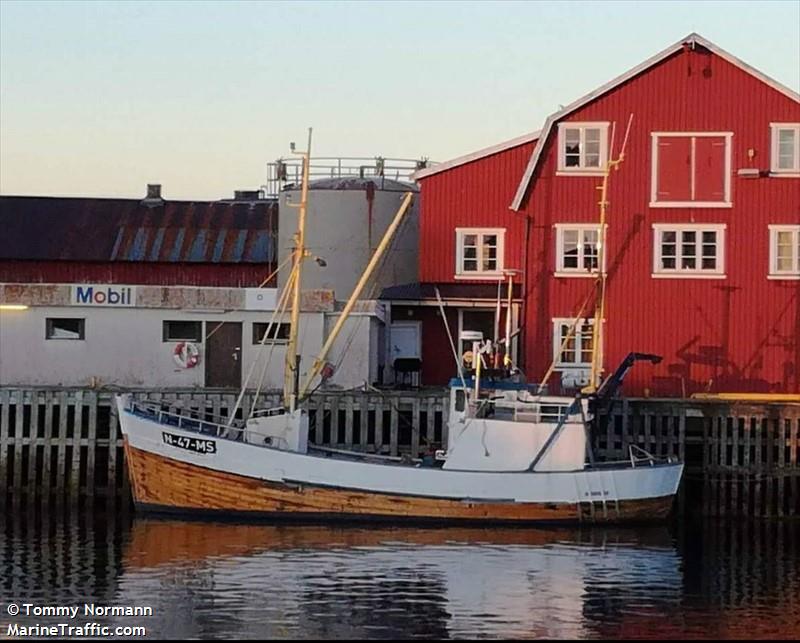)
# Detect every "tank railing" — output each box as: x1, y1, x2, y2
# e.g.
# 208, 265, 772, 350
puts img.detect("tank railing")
264, 156, 428, 197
